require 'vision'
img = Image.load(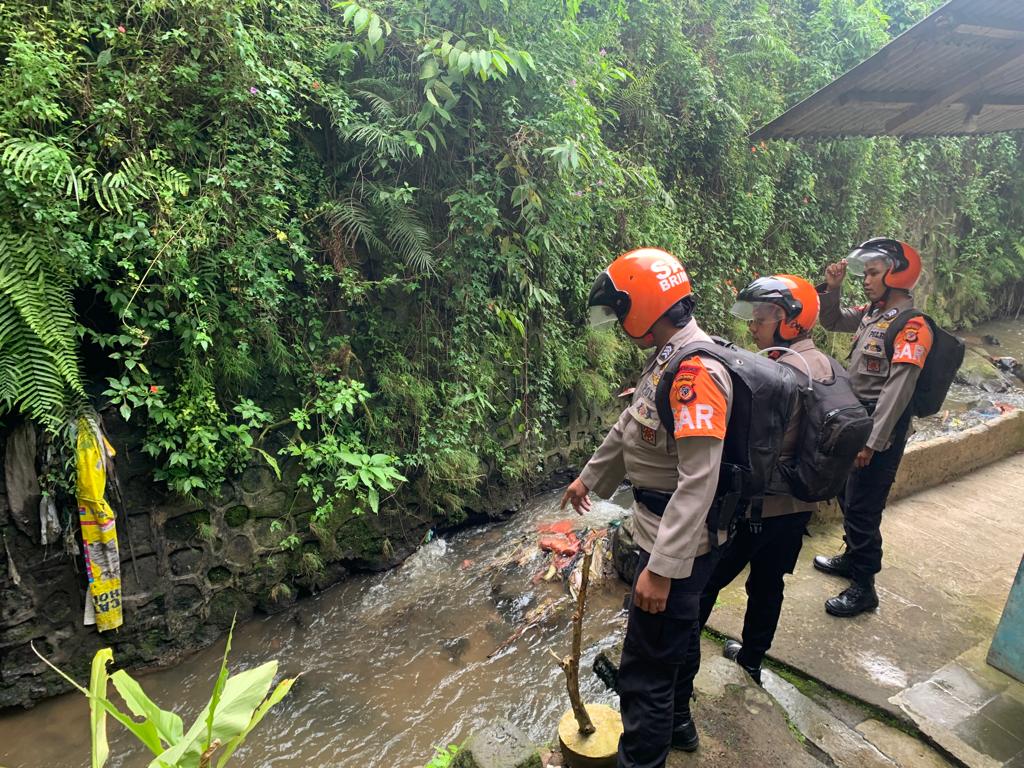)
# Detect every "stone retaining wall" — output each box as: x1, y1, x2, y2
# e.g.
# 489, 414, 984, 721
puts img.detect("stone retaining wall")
0, 397, 614, 708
